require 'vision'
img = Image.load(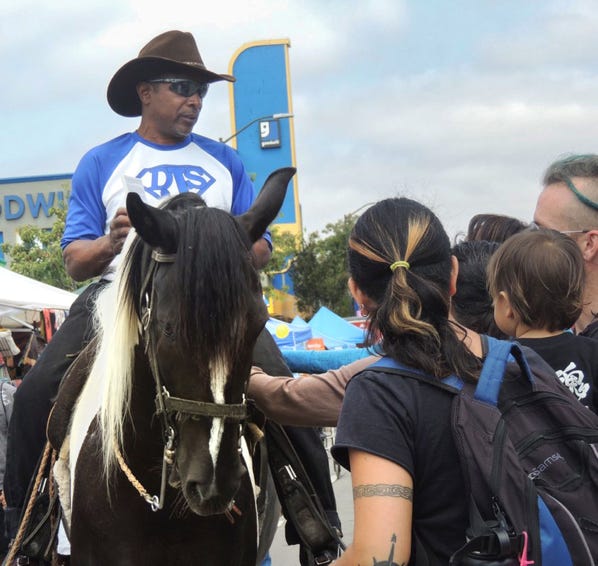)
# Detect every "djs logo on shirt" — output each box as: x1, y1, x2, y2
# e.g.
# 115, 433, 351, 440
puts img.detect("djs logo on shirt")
137, 165, 216, 198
